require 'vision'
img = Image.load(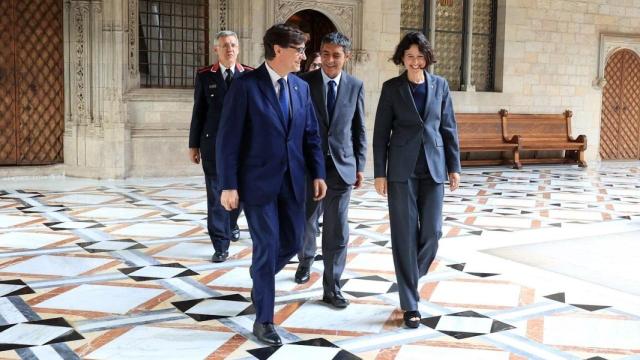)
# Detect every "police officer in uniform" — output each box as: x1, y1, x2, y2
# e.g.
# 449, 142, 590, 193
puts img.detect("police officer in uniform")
189, 30, 253, 262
